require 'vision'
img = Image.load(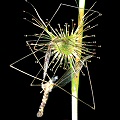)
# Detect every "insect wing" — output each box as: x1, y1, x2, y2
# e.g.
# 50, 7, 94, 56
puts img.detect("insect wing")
55, 67, 73, 88
53, 62, 80, 88
54, 55, 93, 88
